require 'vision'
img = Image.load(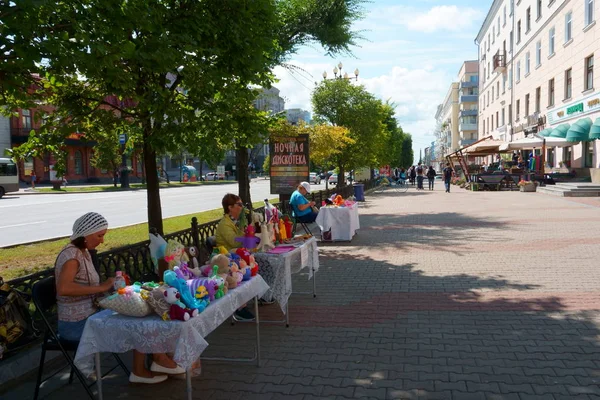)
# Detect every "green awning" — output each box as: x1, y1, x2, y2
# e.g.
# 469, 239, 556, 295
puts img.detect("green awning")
538, 128, 552, 137
549, 123, 570, 138
590, 118, 600, 140
566, 117, 593, 142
